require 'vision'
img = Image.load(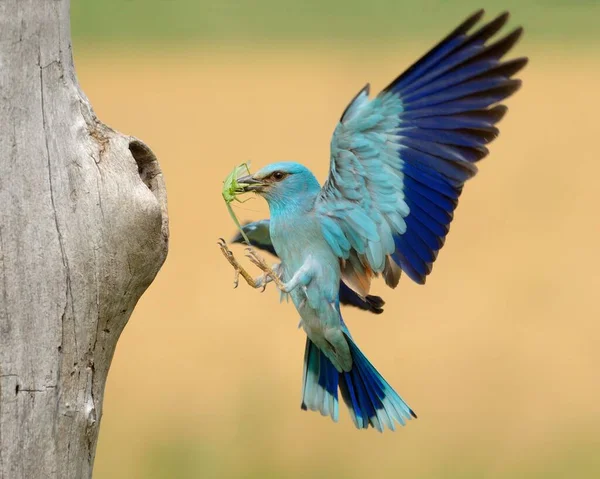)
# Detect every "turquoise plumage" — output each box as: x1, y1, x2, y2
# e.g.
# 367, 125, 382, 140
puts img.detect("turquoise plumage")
220, 10, 527, 431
